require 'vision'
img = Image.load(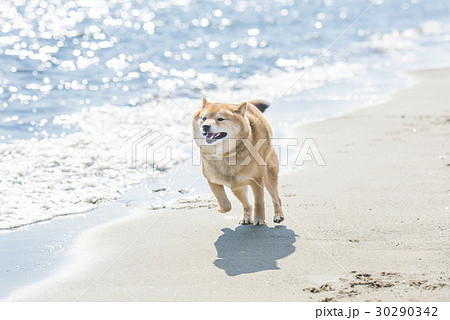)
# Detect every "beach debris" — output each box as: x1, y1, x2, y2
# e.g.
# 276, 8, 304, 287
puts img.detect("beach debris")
320, 297, 336, 302
303, 284, 335, 293
350, 273, 395, 289
87, 198, 99, 204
